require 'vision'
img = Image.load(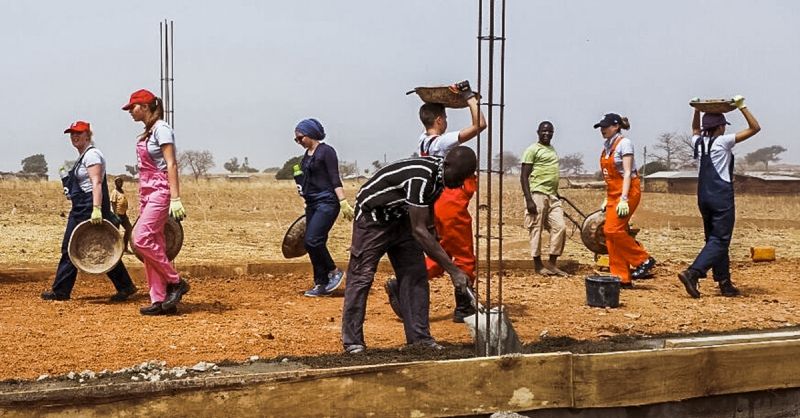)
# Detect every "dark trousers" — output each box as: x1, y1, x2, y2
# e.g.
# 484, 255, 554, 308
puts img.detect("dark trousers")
304, 191, 340, 286
52, 203, 135, 297
342, 216, 434, 347
689, 199, 735, 282
118, 214, 133, 251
